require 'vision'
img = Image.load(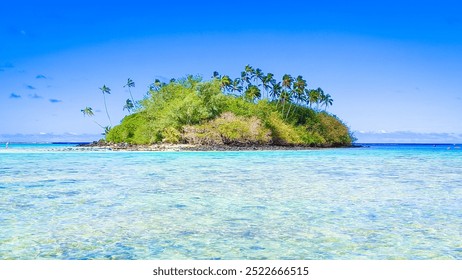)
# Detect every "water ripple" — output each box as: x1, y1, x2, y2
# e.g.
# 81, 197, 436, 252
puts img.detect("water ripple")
1, 145, 461, 259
